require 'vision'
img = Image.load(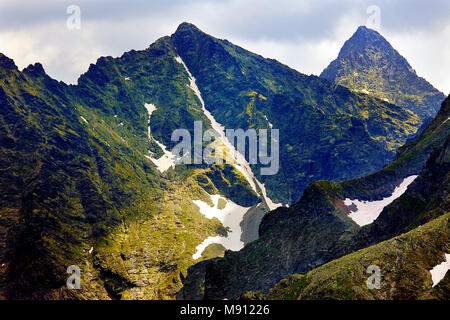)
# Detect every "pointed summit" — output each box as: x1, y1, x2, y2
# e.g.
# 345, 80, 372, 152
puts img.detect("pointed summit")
348, 26, 390, 48
0, 52, 18, 72
326, 26, 401, 68
355, 25, 380, 35
175, 22, 201, 33
320, 26, 445, 119
354, 25, 380, 37
356, 25, 371, 32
